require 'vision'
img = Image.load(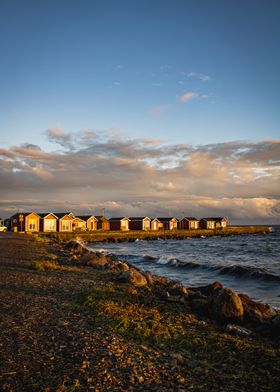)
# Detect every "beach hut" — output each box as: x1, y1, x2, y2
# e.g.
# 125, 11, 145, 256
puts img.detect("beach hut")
199, 218, 216, 229
95, 216, 110, 230
180, 217, 199, 230
38, 213, 58, 232
200, 217, 228, 229
9, 212, 40, 232
72, 217, 87, 231
76, 215, 98, 231
129, 217, 151, 231
109, 217, 130, 231
150, 218, 163, 231
156, 217, 178, 230
54, 213, 73, 232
